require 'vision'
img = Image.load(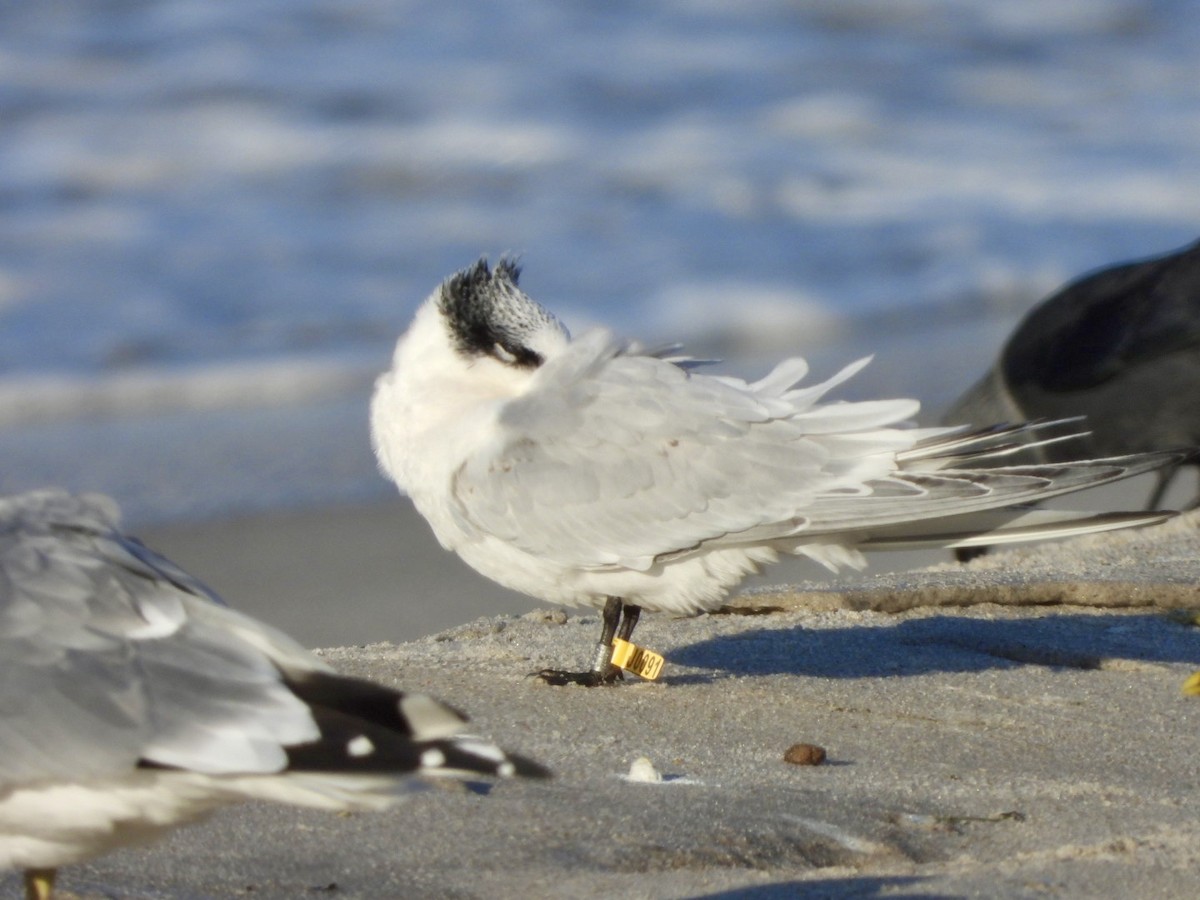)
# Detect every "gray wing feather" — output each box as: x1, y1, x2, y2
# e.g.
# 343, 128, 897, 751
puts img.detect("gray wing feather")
0, 491, 320, 786
452, 339, 1182, 570
453, 334, 925, 570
